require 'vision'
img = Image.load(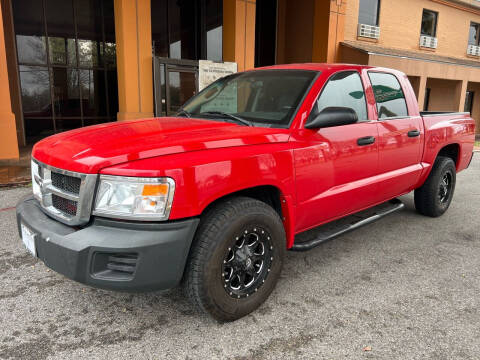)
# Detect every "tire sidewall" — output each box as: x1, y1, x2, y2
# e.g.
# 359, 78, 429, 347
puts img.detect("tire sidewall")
200, 209, 285, 319
434, 160, 456, 214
